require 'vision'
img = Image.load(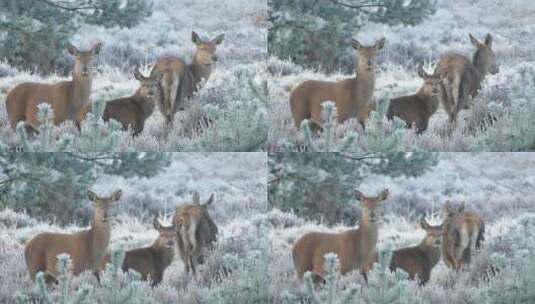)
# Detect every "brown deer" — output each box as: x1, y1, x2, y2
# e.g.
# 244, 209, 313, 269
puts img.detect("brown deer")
289, 37, 385, 130
382, 219, 443, 285
100, 215, 176, 286
173, 191, 218, 275
434, 33, 499, 123
387, 65, 443, 133
442, 201, 485, 269
6, 42, 102, 133
150, 31, 225, 124
292, 189, 390, 284
77, 68, 163, 136
24, 189, 122, 284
